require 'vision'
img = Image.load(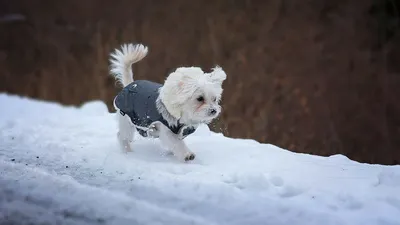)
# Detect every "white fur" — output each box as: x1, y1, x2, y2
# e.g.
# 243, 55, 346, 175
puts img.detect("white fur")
159, 66, 225, 125
109, 44, 148, 87
109, 43, 226, 162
